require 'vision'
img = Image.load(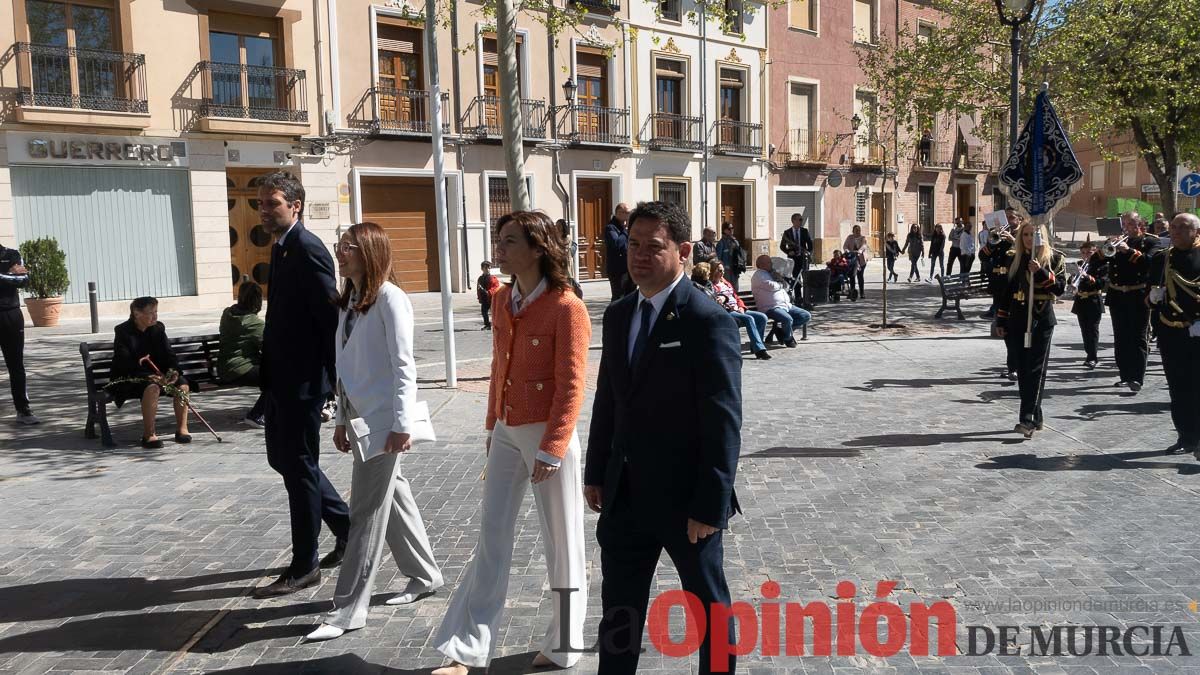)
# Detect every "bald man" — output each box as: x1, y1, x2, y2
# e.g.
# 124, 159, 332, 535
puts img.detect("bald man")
1149, 213, 1200, 455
